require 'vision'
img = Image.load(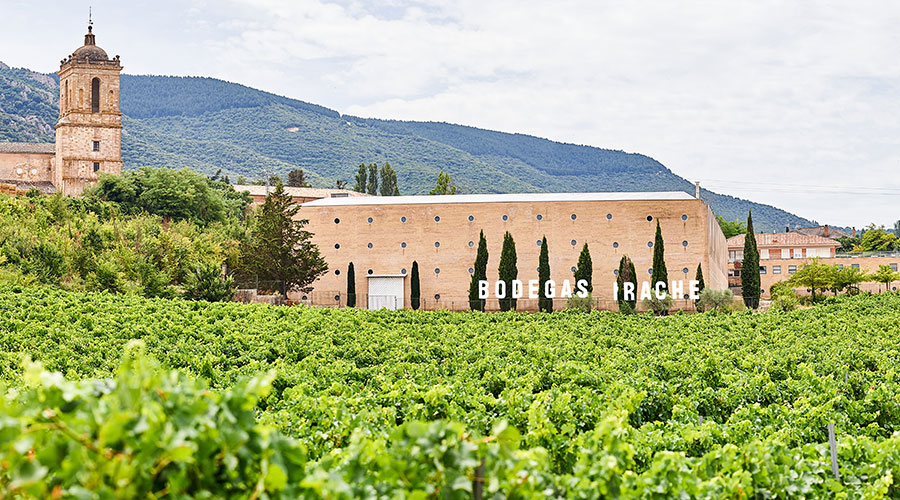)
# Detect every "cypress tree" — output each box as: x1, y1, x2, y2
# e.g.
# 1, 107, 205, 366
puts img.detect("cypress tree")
742, 211, 760, 308
346, 262, 356, 307
498, 231, 518, 311
410, 261, 420, 310
366, 163, 378, 195
353, 164, 367, 193
467, 230, 488, 311
617, 255, 637, 313
574, 243, 593, 293
538, 236, 552, 312
650, 220, 668, 294
694, 263, 705, 310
